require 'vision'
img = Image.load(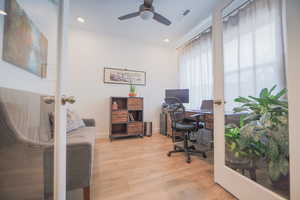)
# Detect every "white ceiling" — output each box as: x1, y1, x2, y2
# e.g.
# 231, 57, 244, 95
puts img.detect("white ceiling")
70, 0, 221, 46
